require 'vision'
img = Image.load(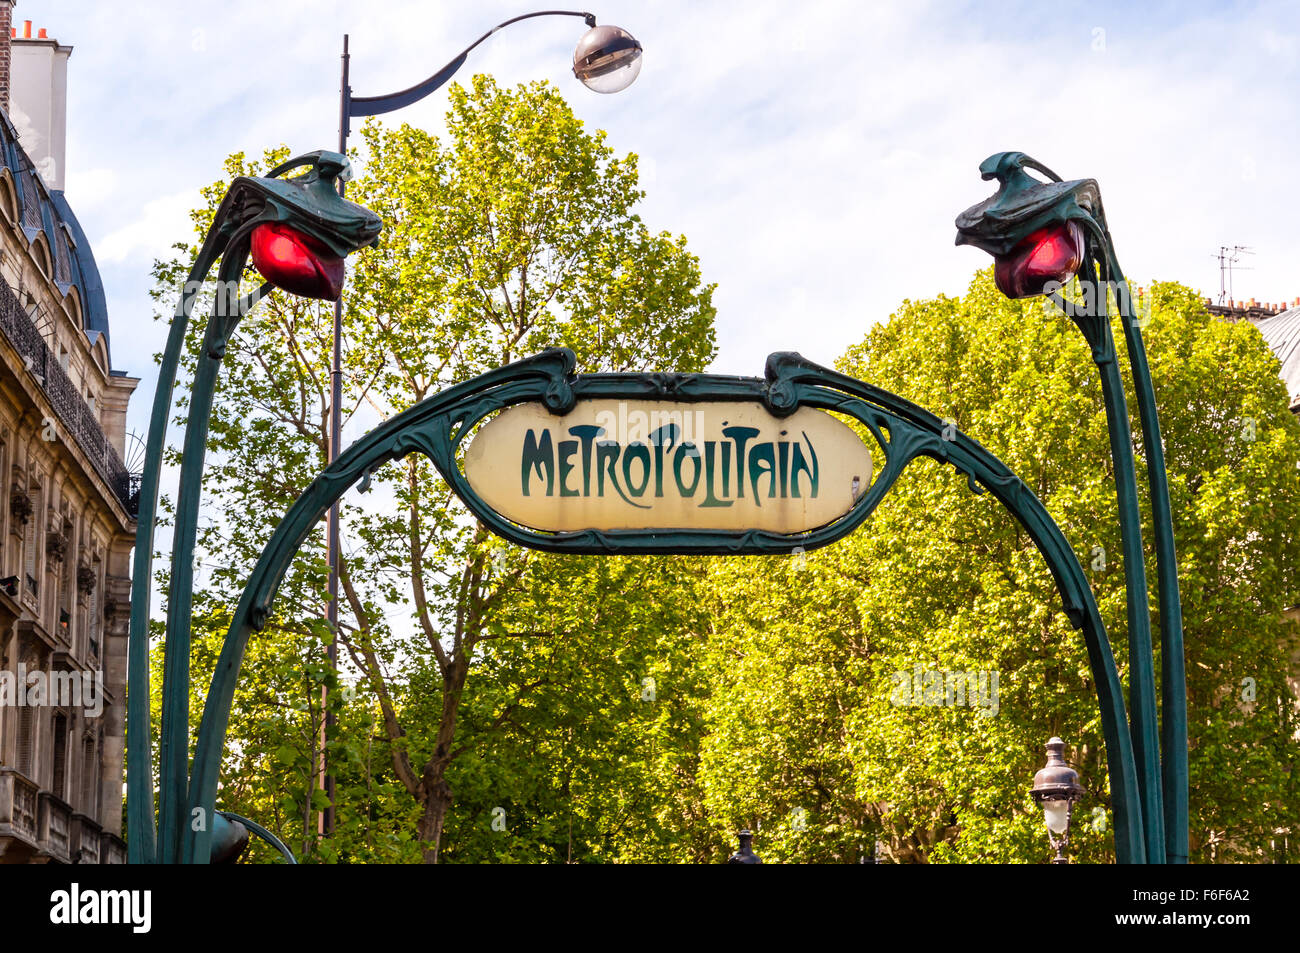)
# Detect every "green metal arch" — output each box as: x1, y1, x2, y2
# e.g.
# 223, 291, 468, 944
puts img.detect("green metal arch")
184, 348, 1145, 863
